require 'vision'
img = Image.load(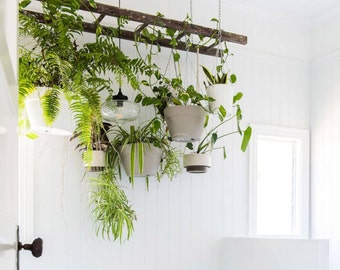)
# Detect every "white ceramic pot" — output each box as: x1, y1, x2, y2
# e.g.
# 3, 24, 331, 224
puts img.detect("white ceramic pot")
206, 84, 234, 114
120, 143, 163, 177
25, 87, 75, 136
164, 105, 206, 142
183, 152, 212, 173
